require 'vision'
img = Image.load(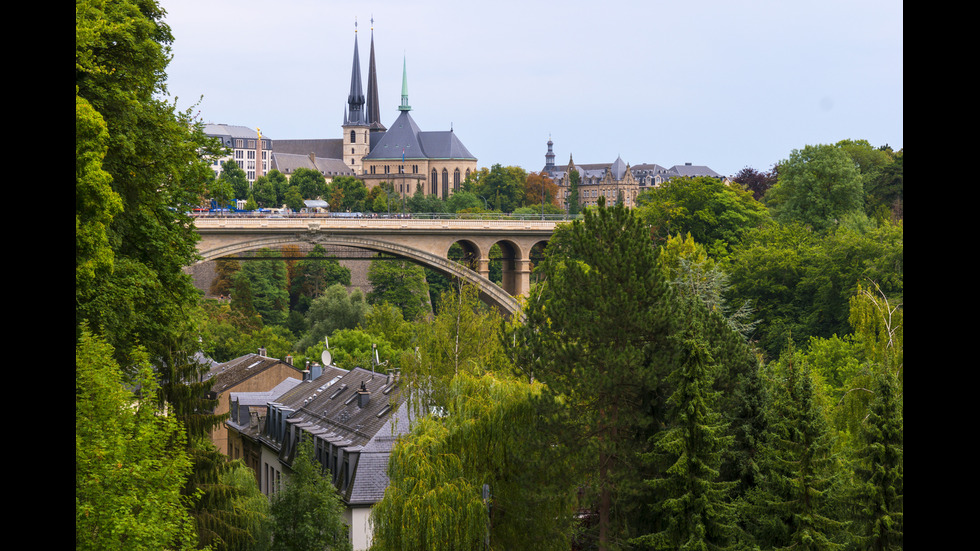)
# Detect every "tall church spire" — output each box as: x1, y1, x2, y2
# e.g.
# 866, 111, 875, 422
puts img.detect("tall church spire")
366, 18, 385, 131
345, 20, 366, 126
398, 55, 412, 112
